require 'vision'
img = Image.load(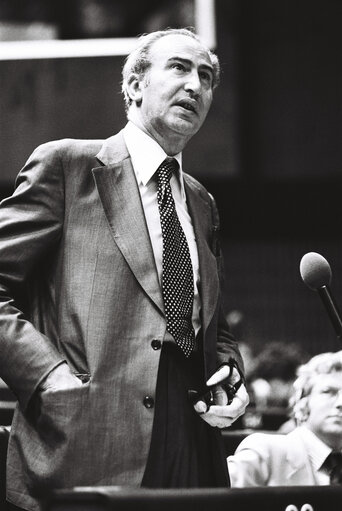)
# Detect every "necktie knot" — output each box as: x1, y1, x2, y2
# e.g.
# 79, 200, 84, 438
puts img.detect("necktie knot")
157, 157, 179, 185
